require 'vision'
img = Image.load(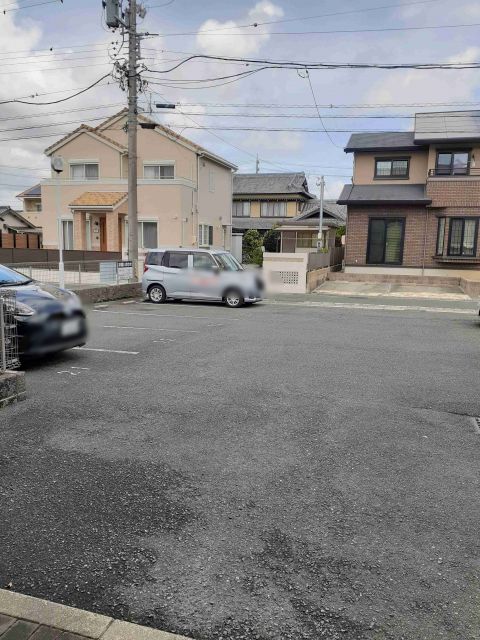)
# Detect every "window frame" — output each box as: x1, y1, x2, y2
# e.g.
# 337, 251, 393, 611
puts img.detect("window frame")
447, 217, 479, 256
435, 217, 446, 256
435, 150, 471, 176
198, 224, 214, 247
69, 162, 99, 181
374, 157, 410, 180
366, 217, 406, 265
143, 163, 175, 180
138, 220, 158, 249
260, 201, 287, 218
61, 219, 74, 250
232, 201, 251, 217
